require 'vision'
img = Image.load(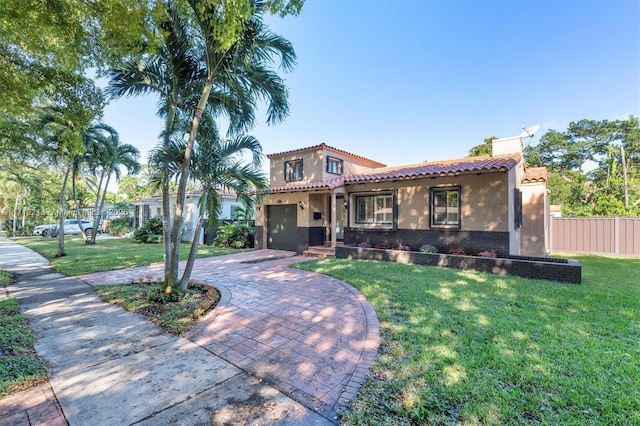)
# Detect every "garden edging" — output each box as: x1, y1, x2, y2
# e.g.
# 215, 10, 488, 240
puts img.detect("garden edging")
336, 246, 582, 284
